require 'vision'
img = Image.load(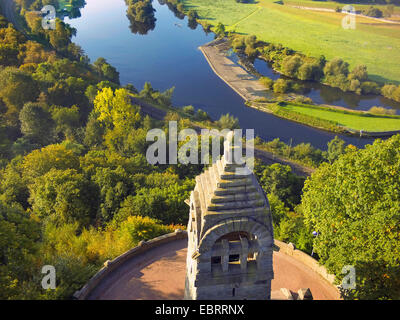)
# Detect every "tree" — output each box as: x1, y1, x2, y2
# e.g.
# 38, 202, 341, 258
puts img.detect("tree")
257, 163, 304, 209
0, 200, 40, 299
217, 113, 240, 130
273, 78, 291, 93
29, 168, 99, 227
282, 55, 302, 78
19, 102, 55, 145
22, 144, 80, 182
349, 65, 368, 82
302, 135, 400, 299
0, 67, 39, 111
327, 136, 346, 164
214, 22, 226, 37
51, 105, 80, 140
94, 87, 141, 131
